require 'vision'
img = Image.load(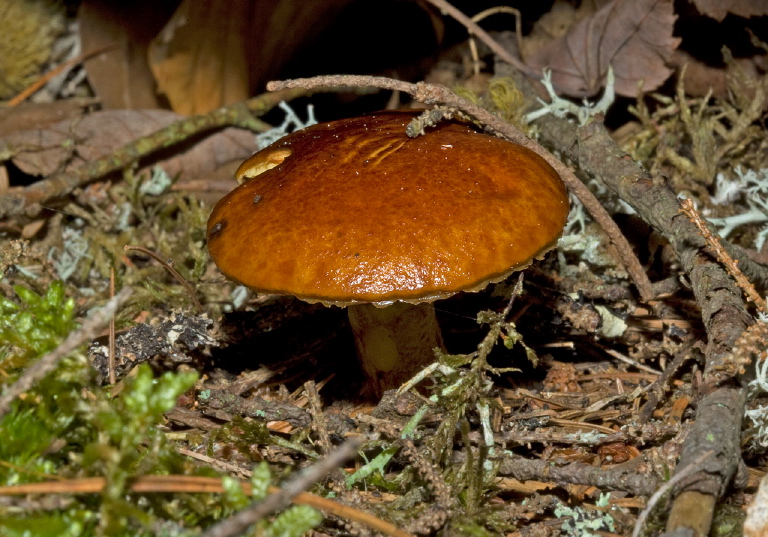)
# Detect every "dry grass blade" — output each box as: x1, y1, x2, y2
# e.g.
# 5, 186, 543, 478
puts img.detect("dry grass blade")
124, 244, 203, 313
0, 459, 416, 537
